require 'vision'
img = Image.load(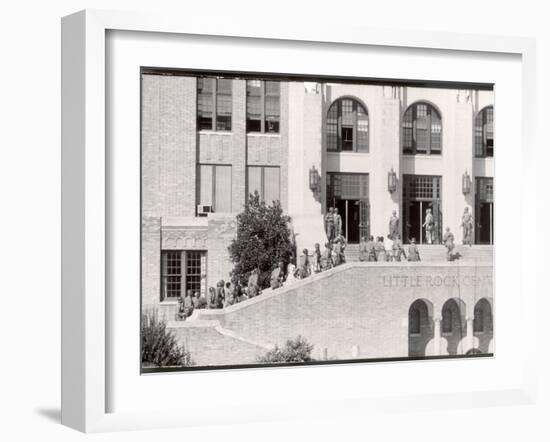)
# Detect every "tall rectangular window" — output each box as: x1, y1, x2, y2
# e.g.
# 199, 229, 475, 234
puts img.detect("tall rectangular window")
247, 166, 280, 203
161, 251, 182, 299
197, 77, 232, 131
197, 78, 214, 130
246, 80, 280, 133
198, 164, 232, 213
161, 251, 207, 301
